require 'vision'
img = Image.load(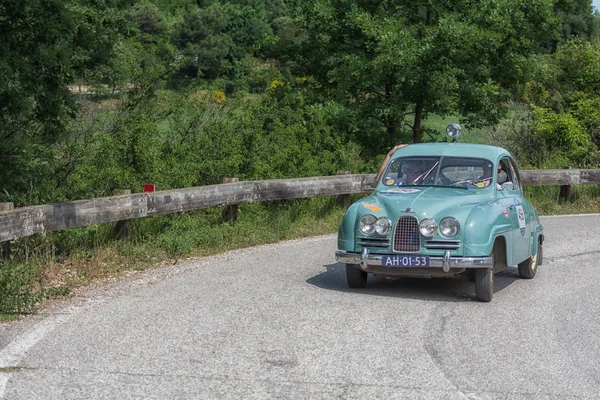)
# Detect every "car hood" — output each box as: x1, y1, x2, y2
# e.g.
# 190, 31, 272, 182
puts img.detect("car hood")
361, 186, 493, 220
